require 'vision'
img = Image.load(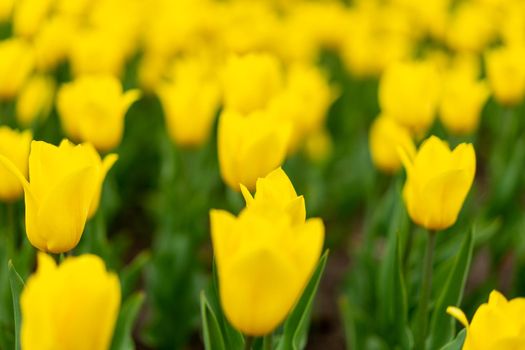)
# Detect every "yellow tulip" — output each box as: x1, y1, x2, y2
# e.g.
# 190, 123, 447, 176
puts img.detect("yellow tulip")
221, 53, 283, 114
379, 61, 441, 134
12, 0, 54, 38
157, 57, 220, 147
400, 135, 476, 231
0, 38, 34, 100
210, 169, 324, 336
447, 290, 525, 350
369, 115, 416, 174
0, 127, 32, 202
0, 140, 117, 253
34, 16, 78, 71
16, 75, 56, 127
485, 45, 525, 106
57, 75, 141, 152
439, 71, 490, 135
218, 110, 291, 191
21, 253, 120, 350
0, 0, 14, 22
